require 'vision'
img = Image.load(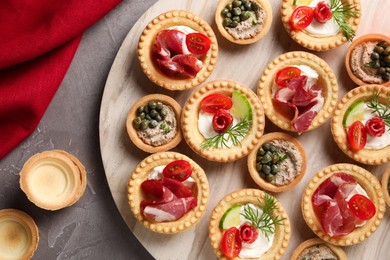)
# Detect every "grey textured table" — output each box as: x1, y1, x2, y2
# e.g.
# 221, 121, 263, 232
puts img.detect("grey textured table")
0, 0, 155, 259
